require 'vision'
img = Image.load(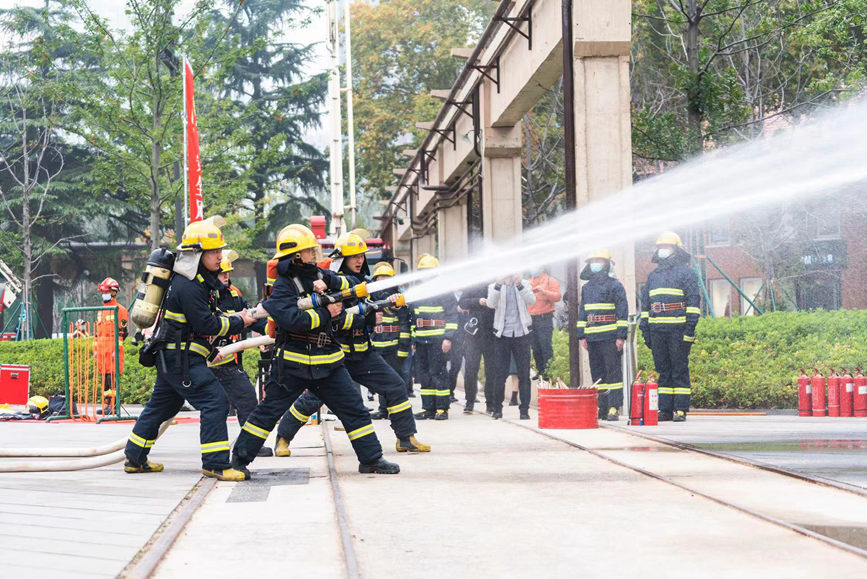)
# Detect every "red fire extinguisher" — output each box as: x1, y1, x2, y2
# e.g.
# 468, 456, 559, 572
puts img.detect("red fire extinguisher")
797, 370, 811, 417
643, 373, 658, 426
629, 371, 645, 426
811, 368, 827, 417
827, 369, 840, 417
854, 367, 867, 417
839, 368, 853, 417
